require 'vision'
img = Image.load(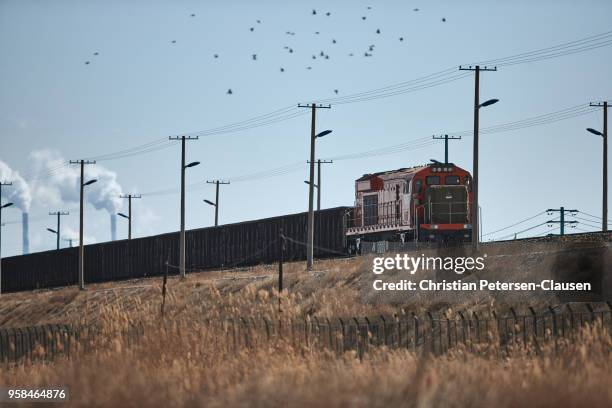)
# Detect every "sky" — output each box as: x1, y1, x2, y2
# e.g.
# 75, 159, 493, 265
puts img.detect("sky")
0, 0, 611, 257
